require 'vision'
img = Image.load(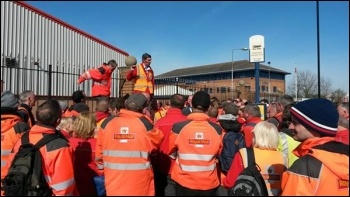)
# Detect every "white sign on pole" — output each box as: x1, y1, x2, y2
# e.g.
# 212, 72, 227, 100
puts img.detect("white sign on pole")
249, 35, 265, 63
